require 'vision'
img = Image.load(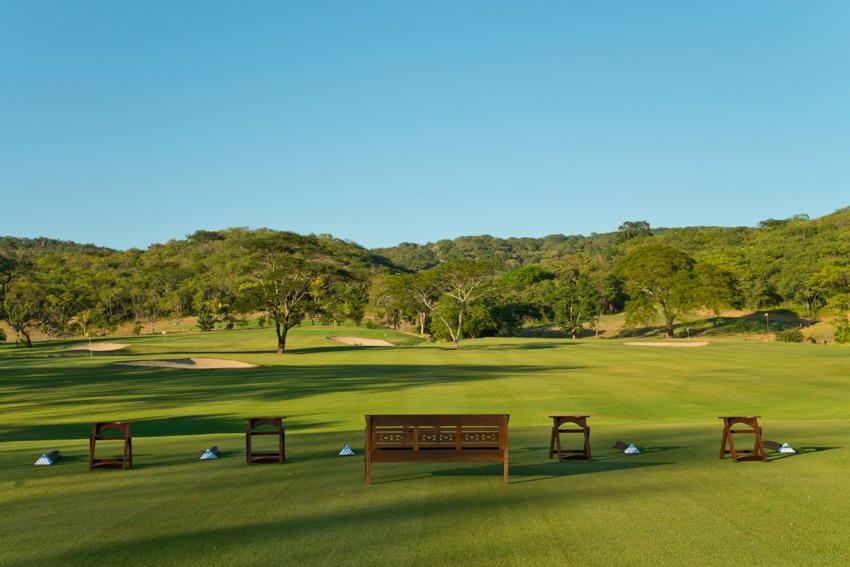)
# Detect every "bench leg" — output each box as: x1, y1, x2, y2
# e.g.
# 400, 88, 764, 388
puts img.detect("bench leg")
365, 455, 372, 484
